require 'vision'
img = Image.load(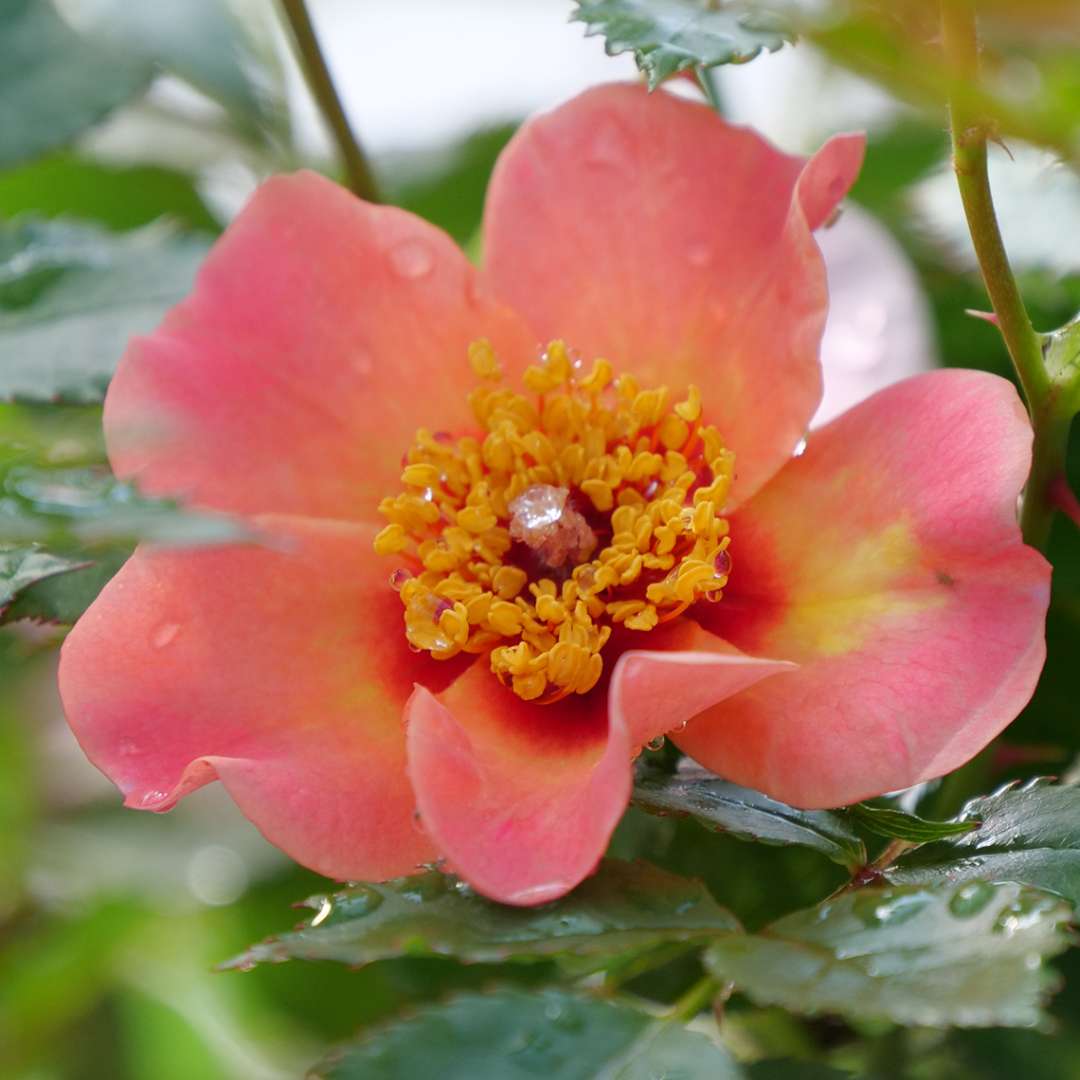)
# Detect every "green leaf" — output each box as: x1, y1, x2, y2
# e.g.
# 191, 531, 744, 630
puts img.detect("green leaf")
75, 0, 281, 142
888, 780, 1080, 910
849, 802, 979, 844
572, 0, 793, 89
0, 544, 84, 614
1, 546, 128, 625
0, 0, 152, 168
224, 860, 738, 971
0, 464, 249, 549
634, 766, 866, 870
705, 881, 1070, 1028
0, 217, 208, 404
310, 988, 743, 1079
0, 155, 220, 233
